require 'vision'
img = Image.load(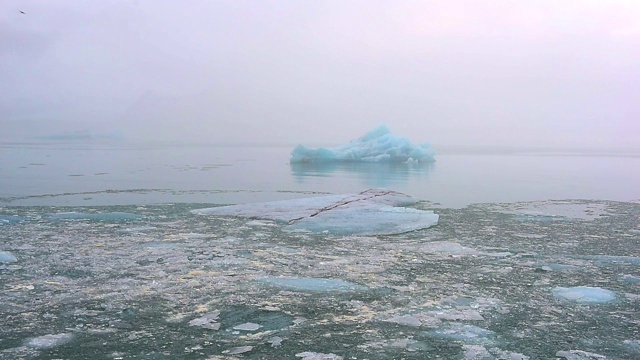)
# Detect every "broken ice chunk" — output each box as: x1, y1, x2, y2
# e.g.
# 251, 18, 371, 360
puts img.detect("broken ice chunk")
233, 322, 262, 331
552, 287, 616, 303
192, 189, 438, 235
188, 311, 221, 330
267, 336, 283, 347
224, 346, 253, 355
26, 333, 73, 349
429, 324, 496, 345
295, 352, 344, 360
0, 251, 17, 263
555, 349, 608, 359
0, 215, 23, 225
